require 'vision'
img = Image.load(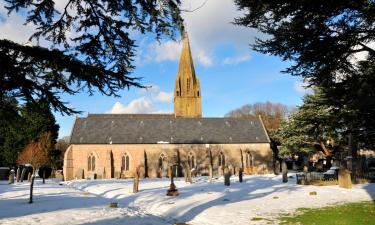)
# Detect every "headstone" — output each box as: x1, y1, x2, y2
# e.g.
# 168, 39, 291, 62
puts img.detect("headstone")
239, 168, 243, 183
162, 162, 168, 178
184, 165, 188, 182
208, 165, 213, 182
218, 166, 223, 176
338, 168, 352, 189
27, 172, 32, 182
166, 166, 179, 196
8, 169, 15, 184
224, 167, 230, 186
20, 168, 26, 182
133, 170, 139, 193
187, 165, 192, 183
16, 168, 20, 182
282, 161, 288, 183
75, 169, 84, 179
